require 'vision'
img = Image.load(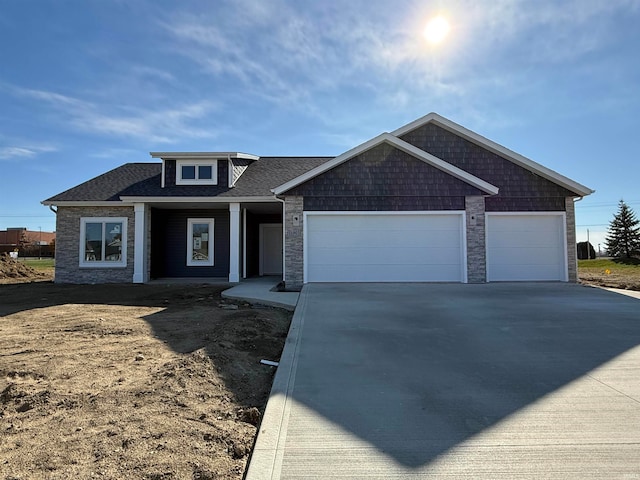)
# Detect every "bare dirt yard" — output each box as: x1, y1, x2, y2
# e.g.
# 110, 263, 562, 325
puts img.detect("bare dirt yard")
578, 258, 640, 291
0, 280, 292, 479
